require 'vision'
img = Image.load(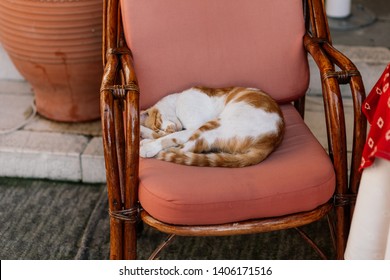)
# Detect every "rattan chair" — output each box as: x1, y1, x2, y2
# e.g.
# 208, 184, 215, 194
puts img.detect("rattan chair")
100, 0, 367, 260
